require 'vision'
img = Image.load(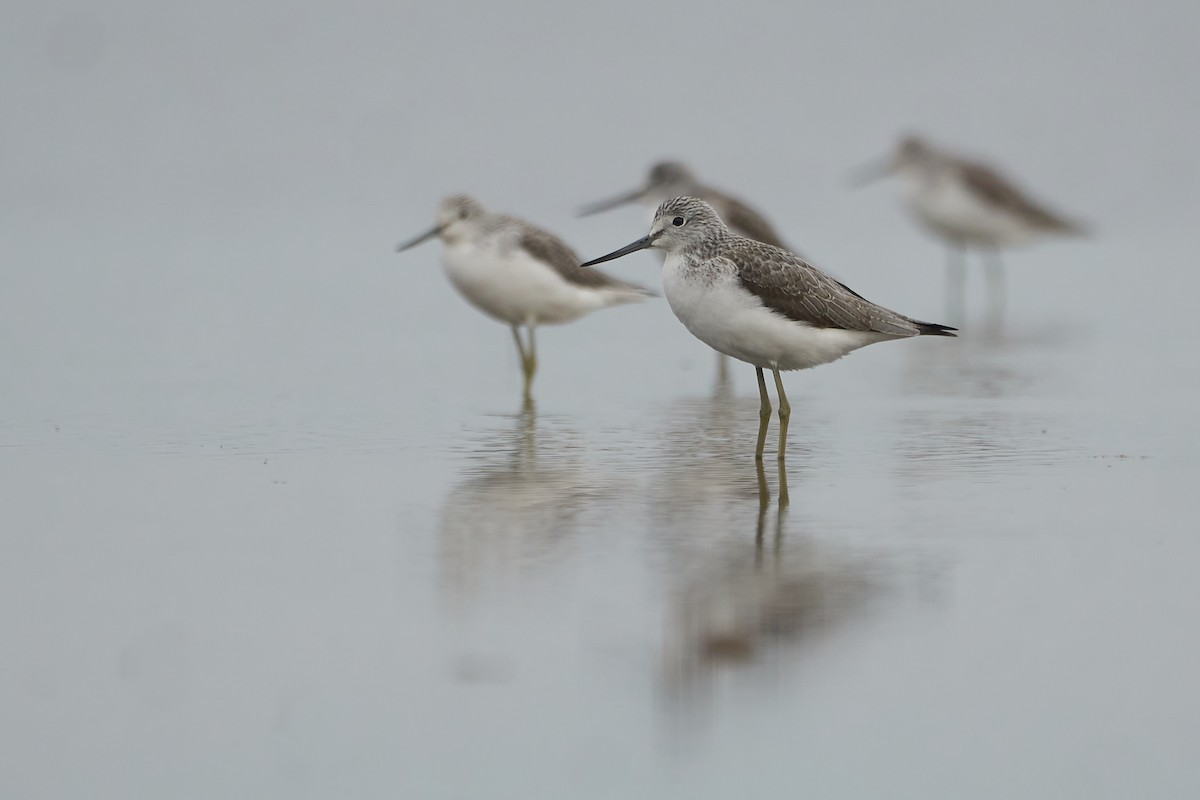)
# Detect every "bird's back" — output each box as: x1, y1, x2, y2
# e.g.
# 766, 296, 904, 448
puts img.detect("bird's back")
503, 216, 649, 297
723, 236, 954, 338
954, 160, 1084, 235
